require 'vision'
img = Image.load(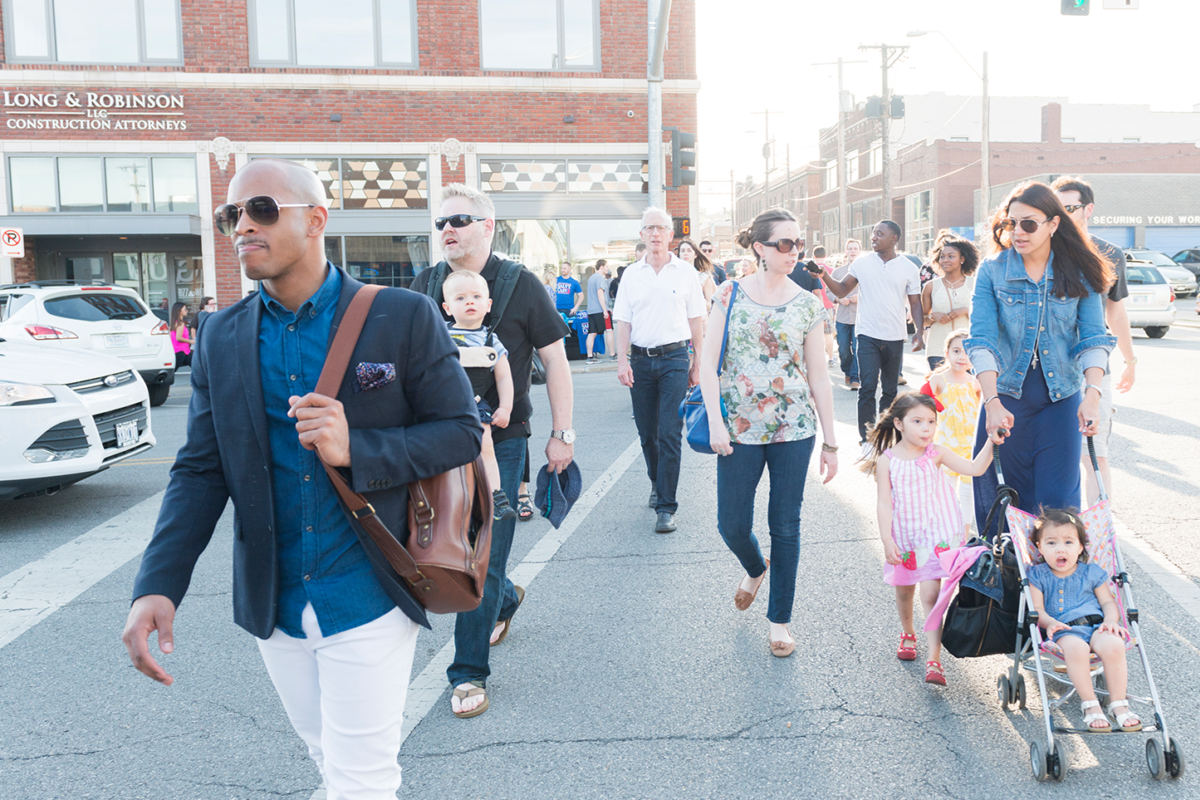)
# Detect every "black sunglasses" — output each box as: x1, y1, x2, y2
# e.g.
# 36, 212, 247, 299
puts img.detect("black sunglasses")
214, 196, 316, 236
761, 238, 805, 254
999, 217, 1052, 234
435, 214, 488, 231
1062, 204, 1086, 213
